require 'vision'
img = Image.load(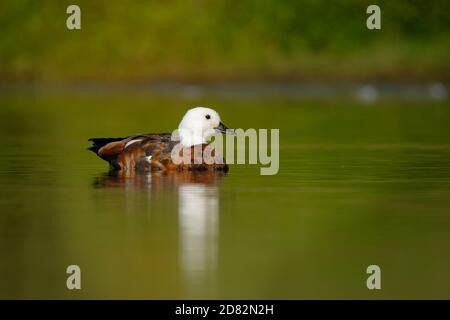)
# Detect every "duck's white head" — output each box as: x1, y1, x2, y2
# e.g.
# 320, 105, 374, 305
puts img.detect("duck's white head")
178, 107, 233, 147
